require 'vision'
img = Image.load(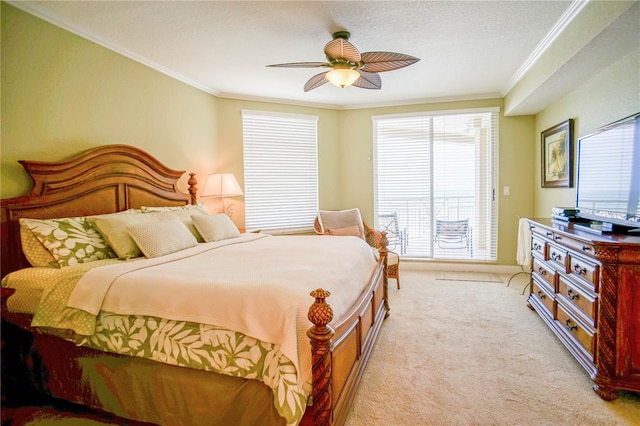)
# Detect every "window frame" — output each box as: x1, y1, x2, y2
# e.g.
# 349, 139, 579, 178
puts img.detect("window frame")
242, 110, 319, 233
372, 107, 499, 261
